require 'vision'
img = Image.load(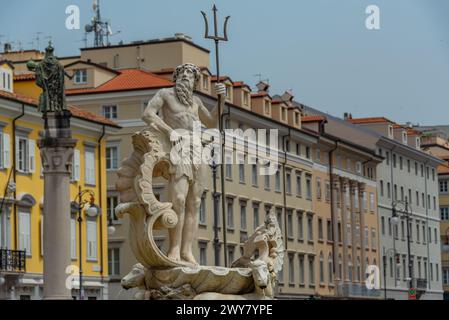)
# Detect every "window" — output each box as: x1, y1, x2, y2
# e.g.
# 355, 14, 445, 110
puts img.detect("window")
18, 211, 31, 256
393, 154, 396, 168
298, 212, 304, 241
240, 202, 247, 231
371, 228, 376, 249
296, 143, 301, 156
387, 183, 391, 199
309, 256, 315, 286
441, 207, 449, 221
434, 228, 438, 244
276, 208, 283, 233
325, 181, 331, 201
306, 175, 312, 200
356, 162, 362, 174
199, 243, 207, 266
226, 198, 234, 230
440, 181, 448, 193
0, 131, 11, 169
328, 254, 334, 283
106, 146, 118, 171
402, 132, 408, 144
251, 161, 258, 186
299, 255, 305, 285
70, 217, 77, 259
108, 248, 120, 276
287, 210, 293, 238
407, 159, 411, 173
288, 254, 295, 284
199, 193, 206, 225
243, 91, 249, 106
85, 148, 96, 185
296, 172, 302, 197
286, 170, 292, 194
399, 156, 403, 170
225, 152, 232, 180
16, 137, 35, 173
102, 105, 117, 120
238, 154, 245, 183
275, 166, 281, 192
263, 170, 270, 190
443, 268, 449, 285
305, 146, 311, 159
316, 178, 322, 200
71, 149, 80, 181
264, 100, 271, 115
86, 220, 97, 261
370, 193, 375, 212
316, 149, 321, 163
380, 180, 384, 197
318, 218, 323, 240
253, 204, 260, 230
319, 253, 324, 283
202, 74, 209, 90
74, 69, 87, 84
327, 220, 333, 241
386, 151, 390, 165
307, 214, 313, 242
227, 246, 235, 264
364, 226, 369, 248
381, 216, 385, 235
